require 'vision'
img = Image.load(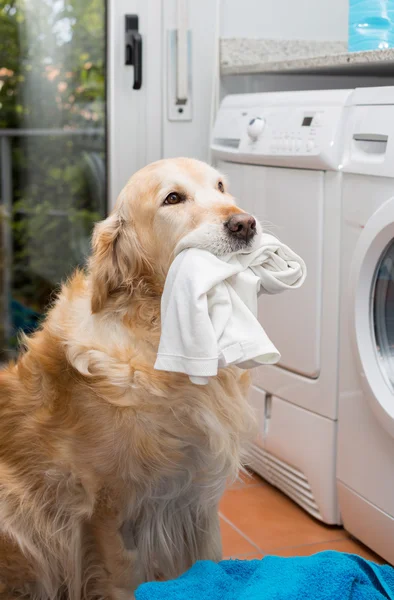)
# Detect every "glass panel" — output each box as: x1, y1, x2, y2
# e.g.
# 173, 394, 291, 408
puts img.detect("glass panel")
0, 0, 107, 359
373, 240, 394, 390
